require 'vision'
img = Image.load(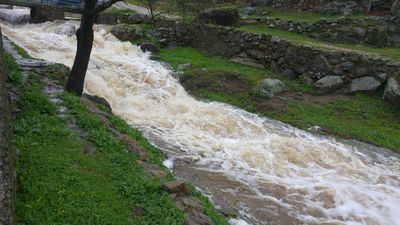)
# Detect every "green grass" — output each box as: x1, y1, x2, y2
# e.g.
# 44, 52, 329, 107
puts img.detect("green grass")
247, 7, 370, 22
161, 47, 265, 84
240, 25, 400, 60
8, 50, 228, 225
271, 94, 400, 150
5, 53, 23, 87
159, 46, 400, 151
11, 42, 32, 59
160, 47, 313, 93
9, 56, 186, 225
